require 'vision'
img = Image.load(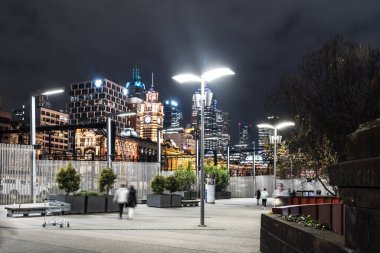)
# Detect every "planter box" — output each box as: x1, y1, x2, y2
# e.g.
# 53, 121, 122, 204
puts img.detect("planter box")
54, 195, 86, 214
147, 194, 171, 208
174, 191, 197, 200
86, 196, 106, 213
170, 194, 182, 207
106, 195, 119, 212
261, 214, 346, 253
190, 191, 198, 200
